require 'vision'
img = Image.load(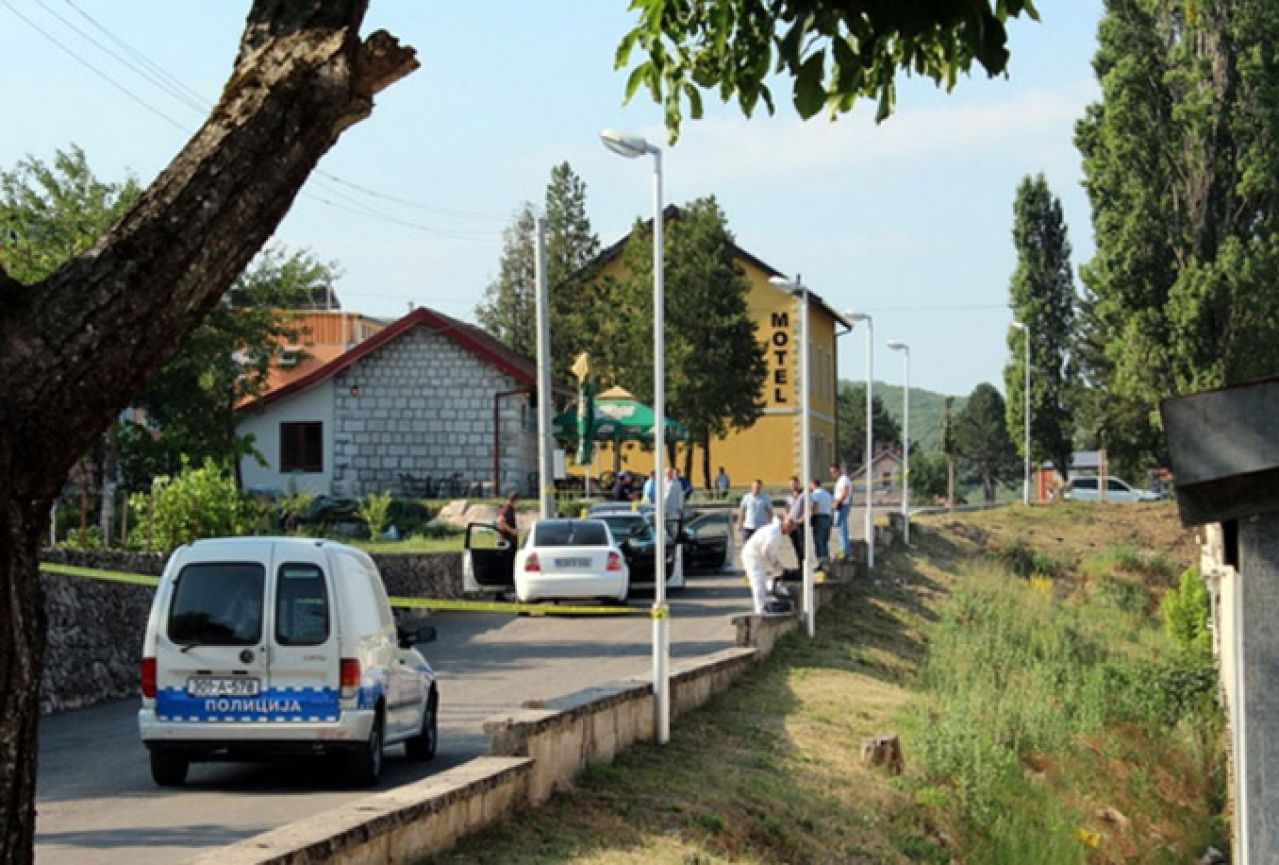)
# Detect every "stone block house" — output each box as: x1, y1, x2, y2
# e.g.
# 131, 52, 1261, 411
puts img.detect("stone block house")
236, 307, 547, 498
